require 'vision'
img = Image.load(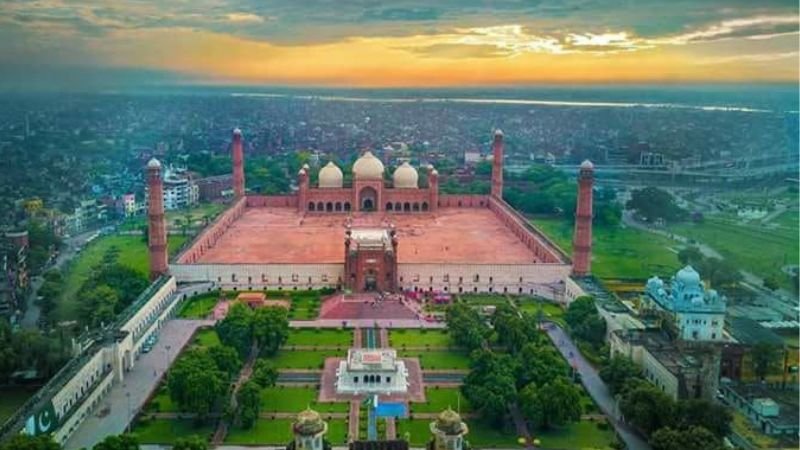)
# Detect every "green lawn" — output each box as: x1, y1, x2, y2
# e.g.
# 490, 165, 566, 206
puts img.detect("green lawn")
260, 386, 348, 413
669, 216, 799, 290
225, 419, 294, 445
389, 329, 453, 348
399, 350, 471, 370
133, 419, 213, 444
396, 419, 435, 447
193, 328, 221, 349
532, 420, 616, 450
458, 294, 510, 306
56, 234, 187, 322
288, 295, 321, 320
120, 202, 227, 231
177, 292, 220, 319
327, 419, 350, 445
0, 389, 33, 423
270, 350, 341, 370
467, 420, 523, 447
518, 300, 565, 326
413, 388, 471, 413
144, 385, 179, 413
534, 217, 679, 280
286, 329, 352, 347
